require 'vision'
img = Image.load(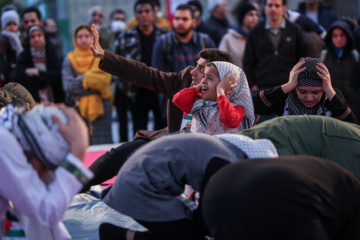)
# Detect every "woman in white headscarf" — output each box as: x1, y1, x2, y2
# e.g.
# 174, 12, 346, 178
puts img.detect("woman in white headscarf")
173, 61, 255, 135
